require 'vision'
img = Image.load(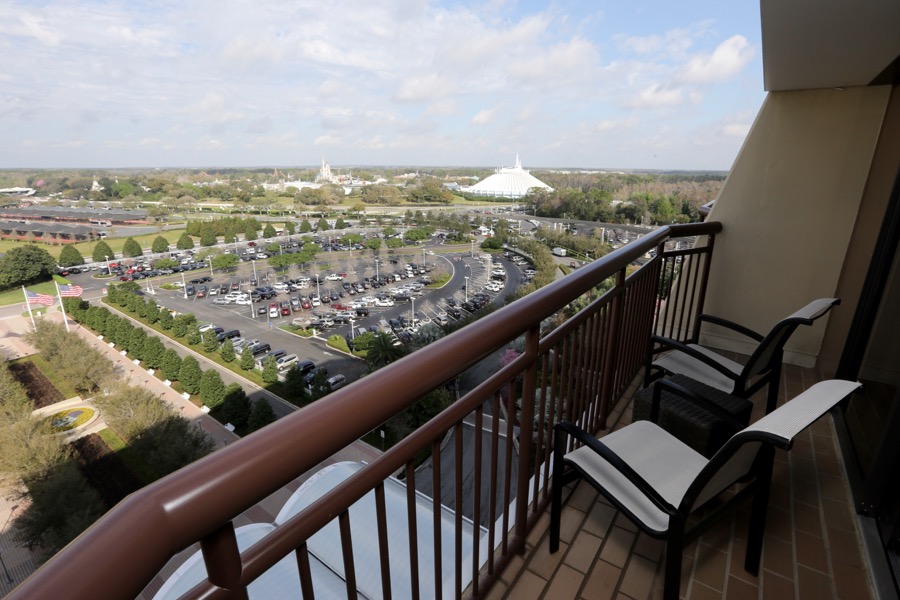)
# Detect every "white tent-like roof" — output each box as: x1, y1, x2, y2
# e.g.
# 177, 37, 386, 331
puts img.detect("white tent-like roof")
153, 461, 488, 599
462, 155, 553, 199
